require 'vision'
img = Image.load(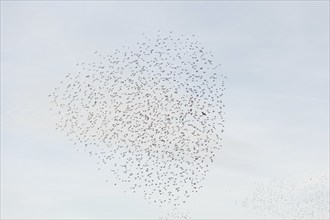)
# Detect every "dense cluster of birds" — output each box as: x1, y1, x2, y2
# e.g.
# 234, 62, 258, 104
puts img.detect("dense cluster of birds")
49, 31, 226, 215
241, 175, 330, 219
